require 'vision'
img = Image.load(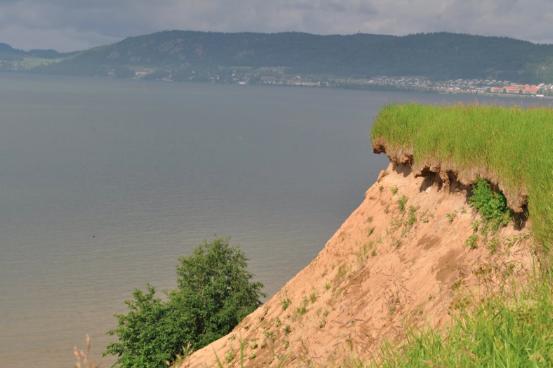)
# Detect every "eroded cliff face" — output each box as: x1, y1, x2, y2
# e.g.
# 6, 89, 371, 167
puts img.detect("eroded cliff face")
180, 162, 534, 368
372, 139, 528, 213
